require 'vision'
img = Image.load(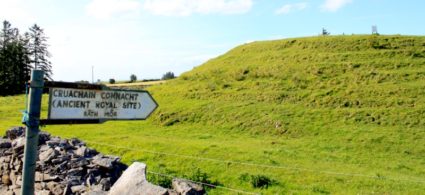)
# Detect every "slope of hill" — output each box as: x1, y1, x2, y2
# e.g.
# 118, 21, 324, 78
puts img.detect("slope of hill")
145, 35, 425, 193
1, 35, 424, 194
151, 35, 425, 134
